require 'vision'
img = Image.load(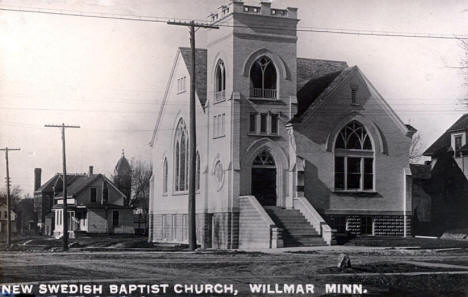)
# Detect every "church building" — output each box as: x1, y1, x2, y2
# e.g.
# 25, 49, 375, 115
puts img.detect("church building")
149, 0, 415, 249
